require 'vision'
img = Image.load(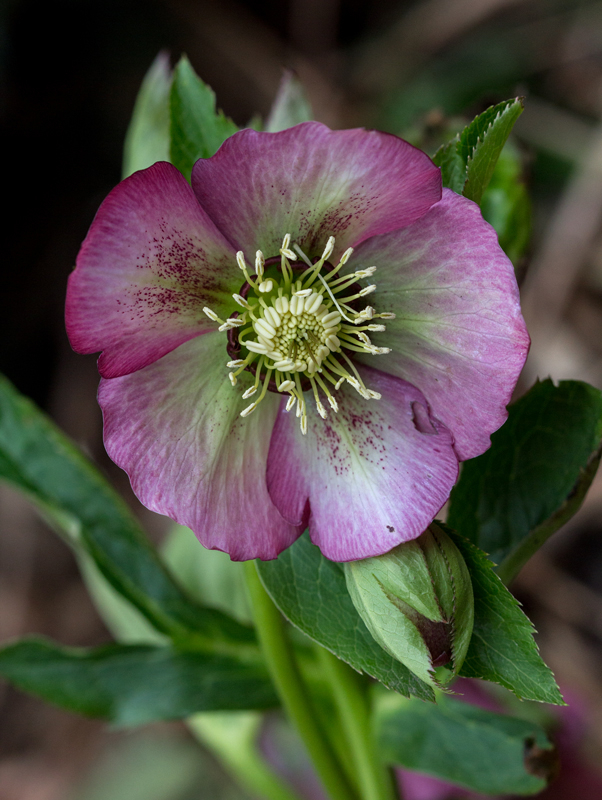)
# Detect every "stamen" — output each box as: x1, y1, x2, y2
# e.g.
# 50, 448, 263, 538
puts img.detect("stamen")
218, 234, 391, 431
203, 307, 221, 322
233, 294, 251, 309
255, 250, 265, 278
